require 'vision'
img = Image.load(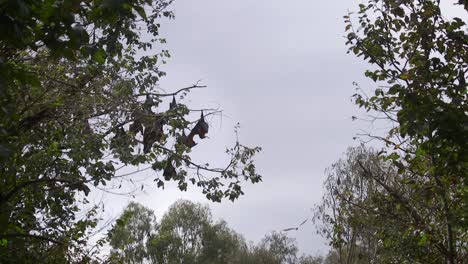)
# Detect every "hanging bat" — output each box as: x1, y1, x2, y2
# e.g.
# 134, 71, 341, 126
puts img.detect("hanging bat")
163, 158, 177, 180
143, 95, 154, 110
189, 111, 208, 139
143, 117, 164, 153
178, 129, 196, 148
169, 95, 177, 110
183, 111, 209, 148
